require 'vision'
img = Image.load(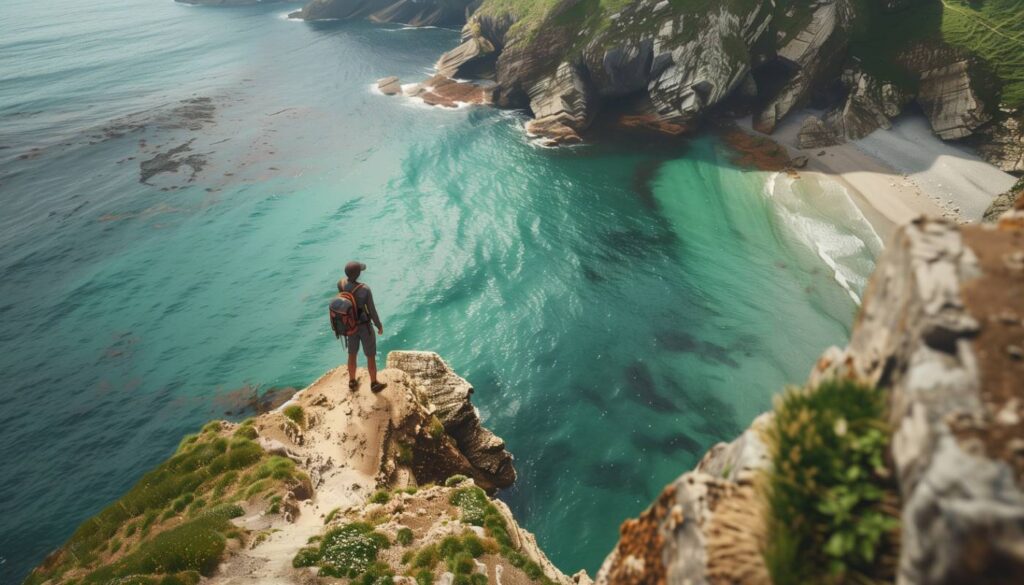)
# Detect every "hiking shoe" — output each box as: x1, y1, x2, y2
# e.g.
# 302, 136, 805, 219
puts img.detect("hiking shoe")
370, 381, 387, 393
349, 379, 359, 391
